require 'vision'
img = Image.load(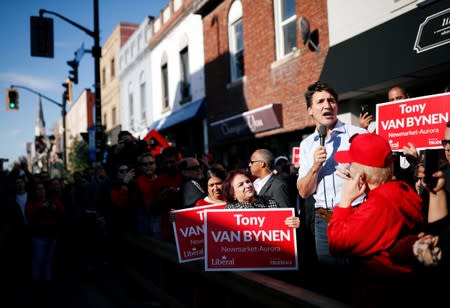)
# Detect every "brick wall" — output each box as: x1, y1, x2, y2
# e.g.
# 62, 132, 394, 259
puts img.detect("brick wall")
203, 0, 330, 134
